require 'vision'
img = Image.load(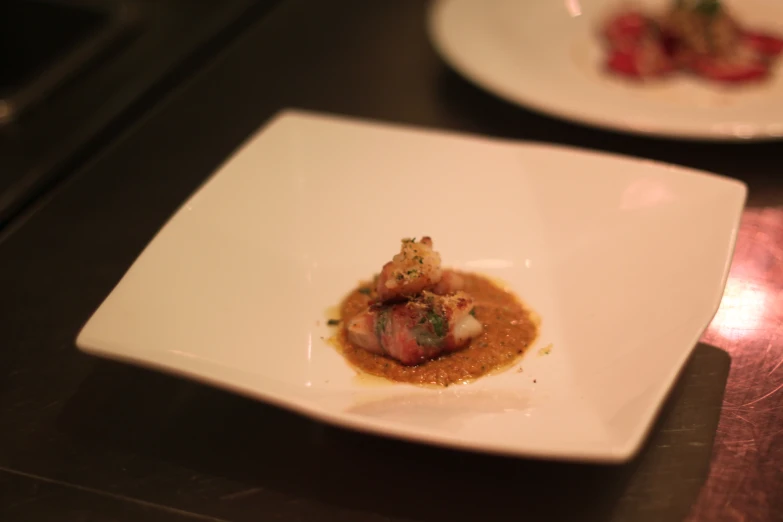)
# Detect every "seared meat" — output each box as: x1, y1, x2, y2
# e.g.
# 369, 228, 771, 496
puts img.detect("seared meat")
601, 0, 783, 84
663, 0, 742, 57
376, 237, 443, 302
347, 291, 483, 365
